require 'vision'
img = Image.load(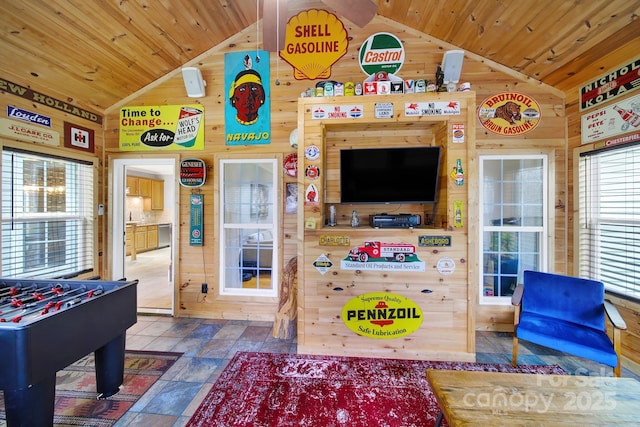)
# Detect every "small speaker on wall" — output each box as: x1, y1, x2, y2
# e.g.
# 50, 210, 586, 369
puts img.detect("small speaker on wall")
182, 67, 206, 98
441, 50, 464, 92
